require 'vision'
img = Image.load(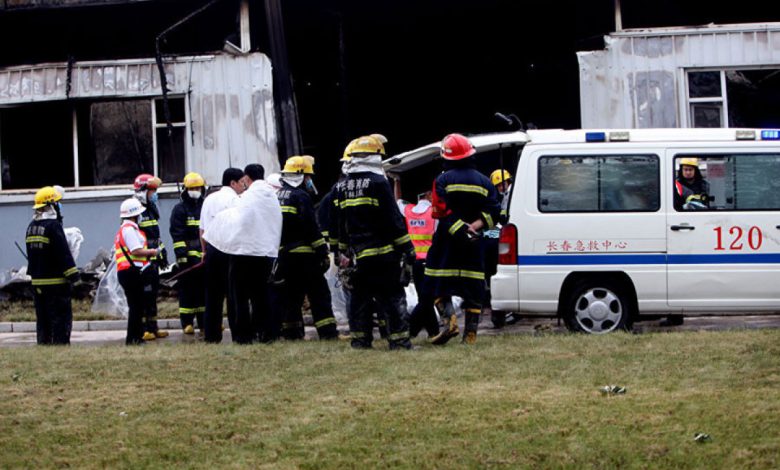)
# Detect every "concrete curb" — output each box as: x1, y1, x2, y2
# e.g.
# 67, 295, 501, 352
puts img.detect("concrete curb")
0, 318, 229, 333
